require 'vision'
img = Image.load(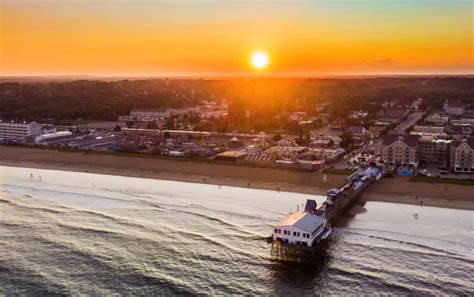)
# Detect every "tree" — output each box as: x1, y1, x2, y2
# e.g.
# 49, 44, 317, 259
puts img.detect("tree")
165, 117, 175, 130
147, 120, 158, 129
340, 132, 354, 149
189, 113, 201, 125
126, 121, 134, 128
284, 120, 302, 135
272, 134, 282, 142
